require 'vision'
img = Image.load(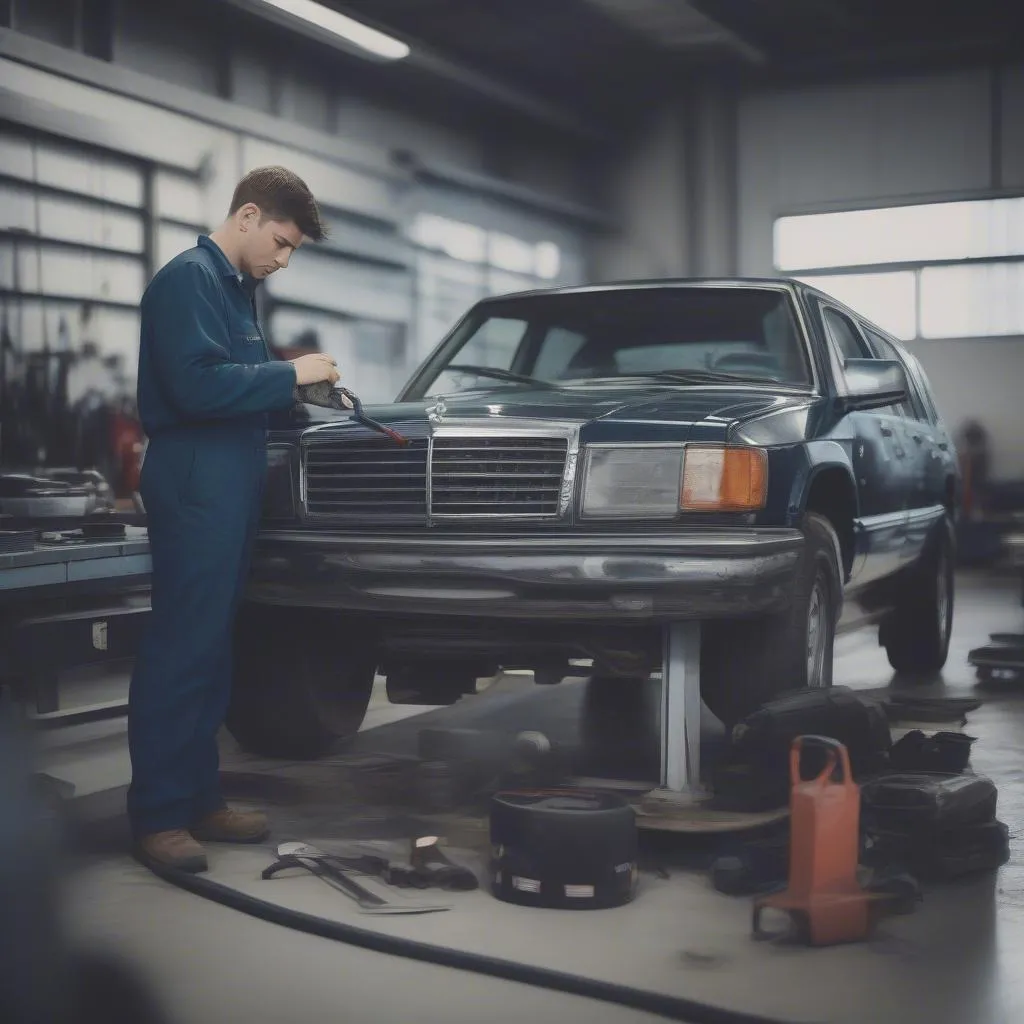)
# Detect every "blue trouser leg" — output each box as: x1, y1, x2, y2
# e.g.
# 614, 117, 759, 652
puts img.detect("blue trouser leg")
192, 468, 266, 821
127, 431, 264, 837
